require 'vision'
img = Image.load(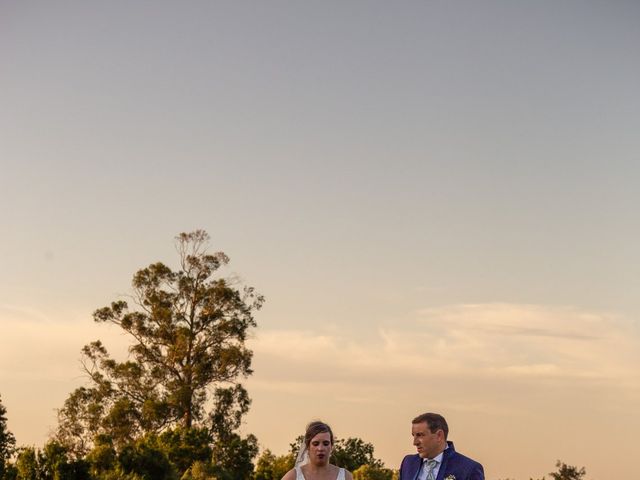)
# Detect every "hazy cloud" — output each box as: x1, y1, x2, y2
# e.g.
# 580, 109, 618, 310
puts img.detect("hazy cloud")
251, 303, 639, 387
0, 305, 130, 380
